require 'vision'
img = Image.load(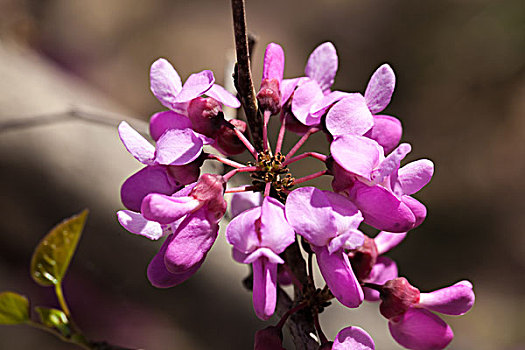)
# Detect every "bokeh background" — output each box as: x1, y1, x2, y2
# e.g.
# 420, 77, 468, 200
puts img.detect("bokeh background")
1, 0, 524, 349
